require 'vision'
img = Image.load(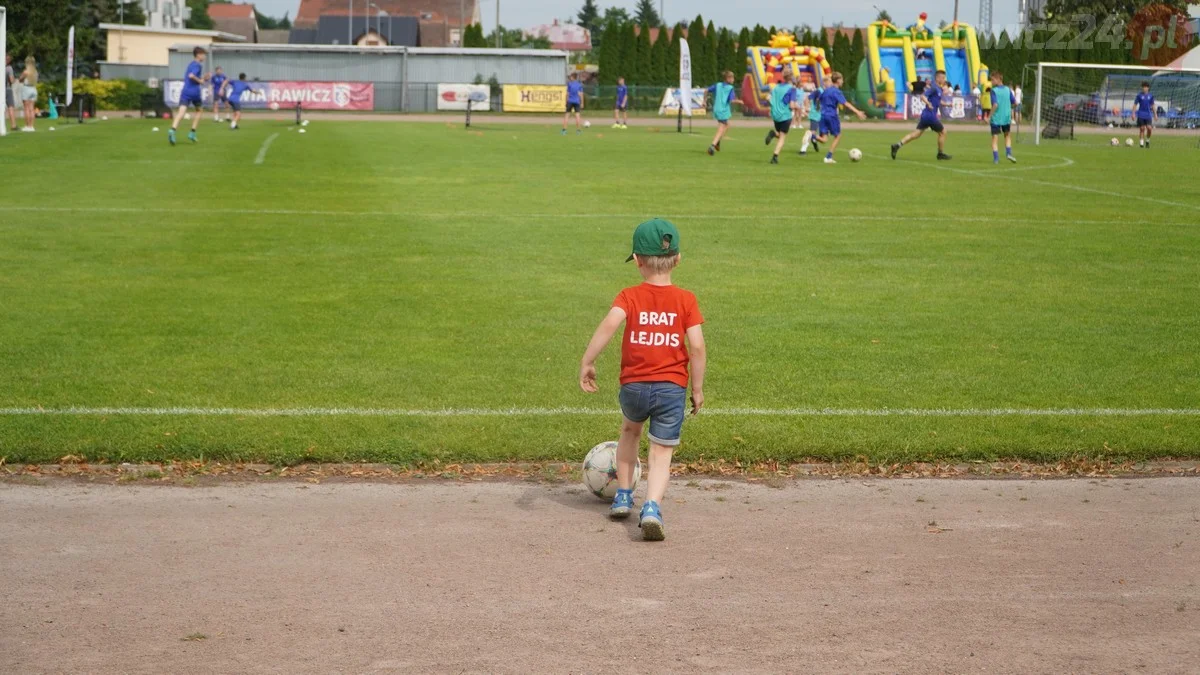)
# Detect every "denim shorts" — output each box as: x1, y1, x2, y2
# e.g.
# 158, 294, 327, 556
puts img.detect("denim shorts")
619, 382, 687, 446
